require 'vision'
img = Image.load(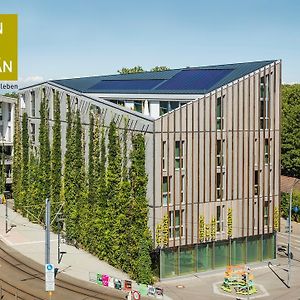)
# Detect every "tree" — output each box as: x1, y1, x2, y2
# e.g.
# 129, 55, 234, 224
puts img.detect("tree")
0, 147, 5, 194
27, 148, 40, 221
12, 99, 22, 210
37, 89, 51, 222
51, 91, 62, 231
3, 92, 18, 98
88, 111, 95, 203
104, 121, 122, 263
118, 66, 144, 74
281, 84, 300, 178
129, 133, 153, 282
21, 112, 29, 214
150, 66, 170, 72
